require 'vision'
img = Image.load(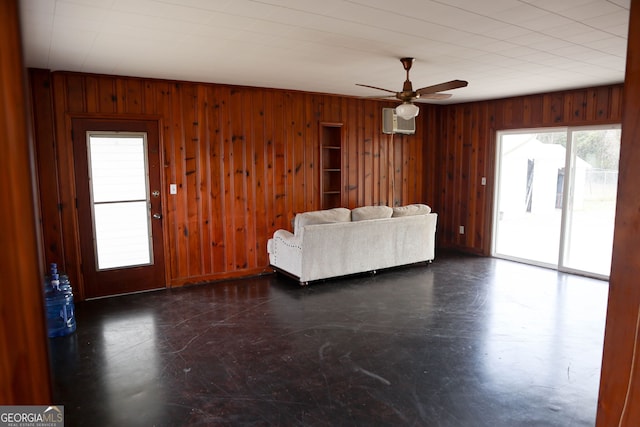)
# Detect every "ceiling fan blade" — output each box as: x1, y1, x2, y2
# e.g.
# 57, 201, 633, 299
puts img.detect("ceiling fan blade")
416, 80, 468, 95
356, 83, 397, 94
416, 93, 452, 101
362, 95, 400, 101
